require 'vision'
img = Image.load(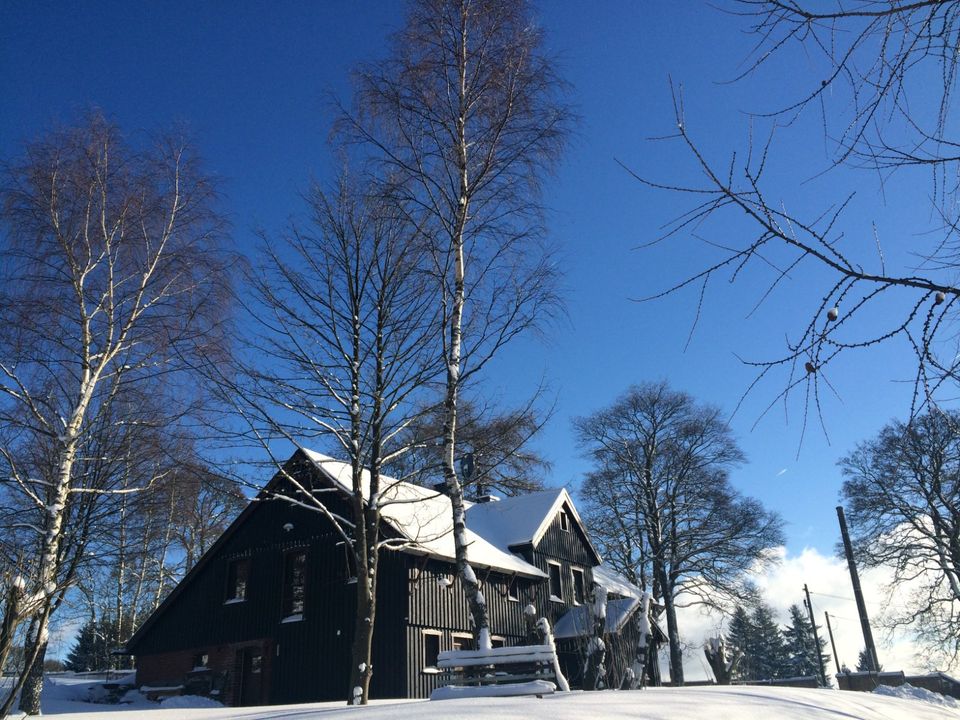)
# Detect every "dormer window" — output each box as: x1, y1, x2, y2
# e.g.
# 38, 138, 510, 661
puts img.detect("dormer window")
559, 509, 570, 532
